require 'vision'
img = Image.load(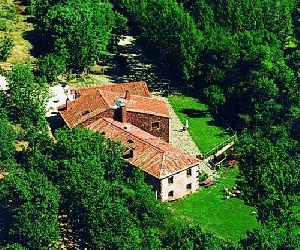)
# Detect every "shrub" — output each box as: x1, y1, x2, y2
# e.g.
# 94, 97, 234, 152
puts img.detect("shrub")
0, 35, 14, 62
37, 53, 66, 83
0, 18, 7, 31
